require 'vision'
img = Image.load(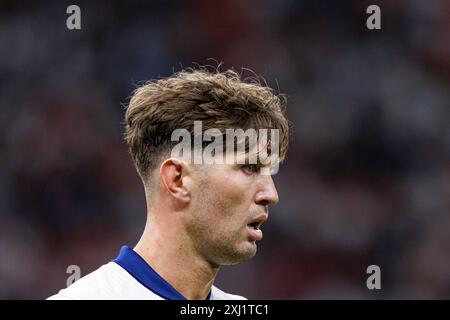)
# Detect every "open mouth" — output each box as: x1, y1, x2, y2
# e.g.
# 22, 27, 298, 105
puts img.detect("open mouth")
246, 213, 268, 241
248, 221, 262, 230
247, 213, 268, 230
246, 223, 263, 241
